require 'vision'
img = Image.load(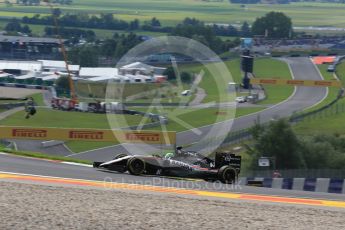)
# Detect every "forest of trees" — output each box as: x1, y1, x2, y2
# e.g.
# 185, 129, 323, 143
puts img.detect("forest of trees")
248, 119, 345, 170
67, 33, 143, 67
4, 18, 31, 34
21, 13, 246, 37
